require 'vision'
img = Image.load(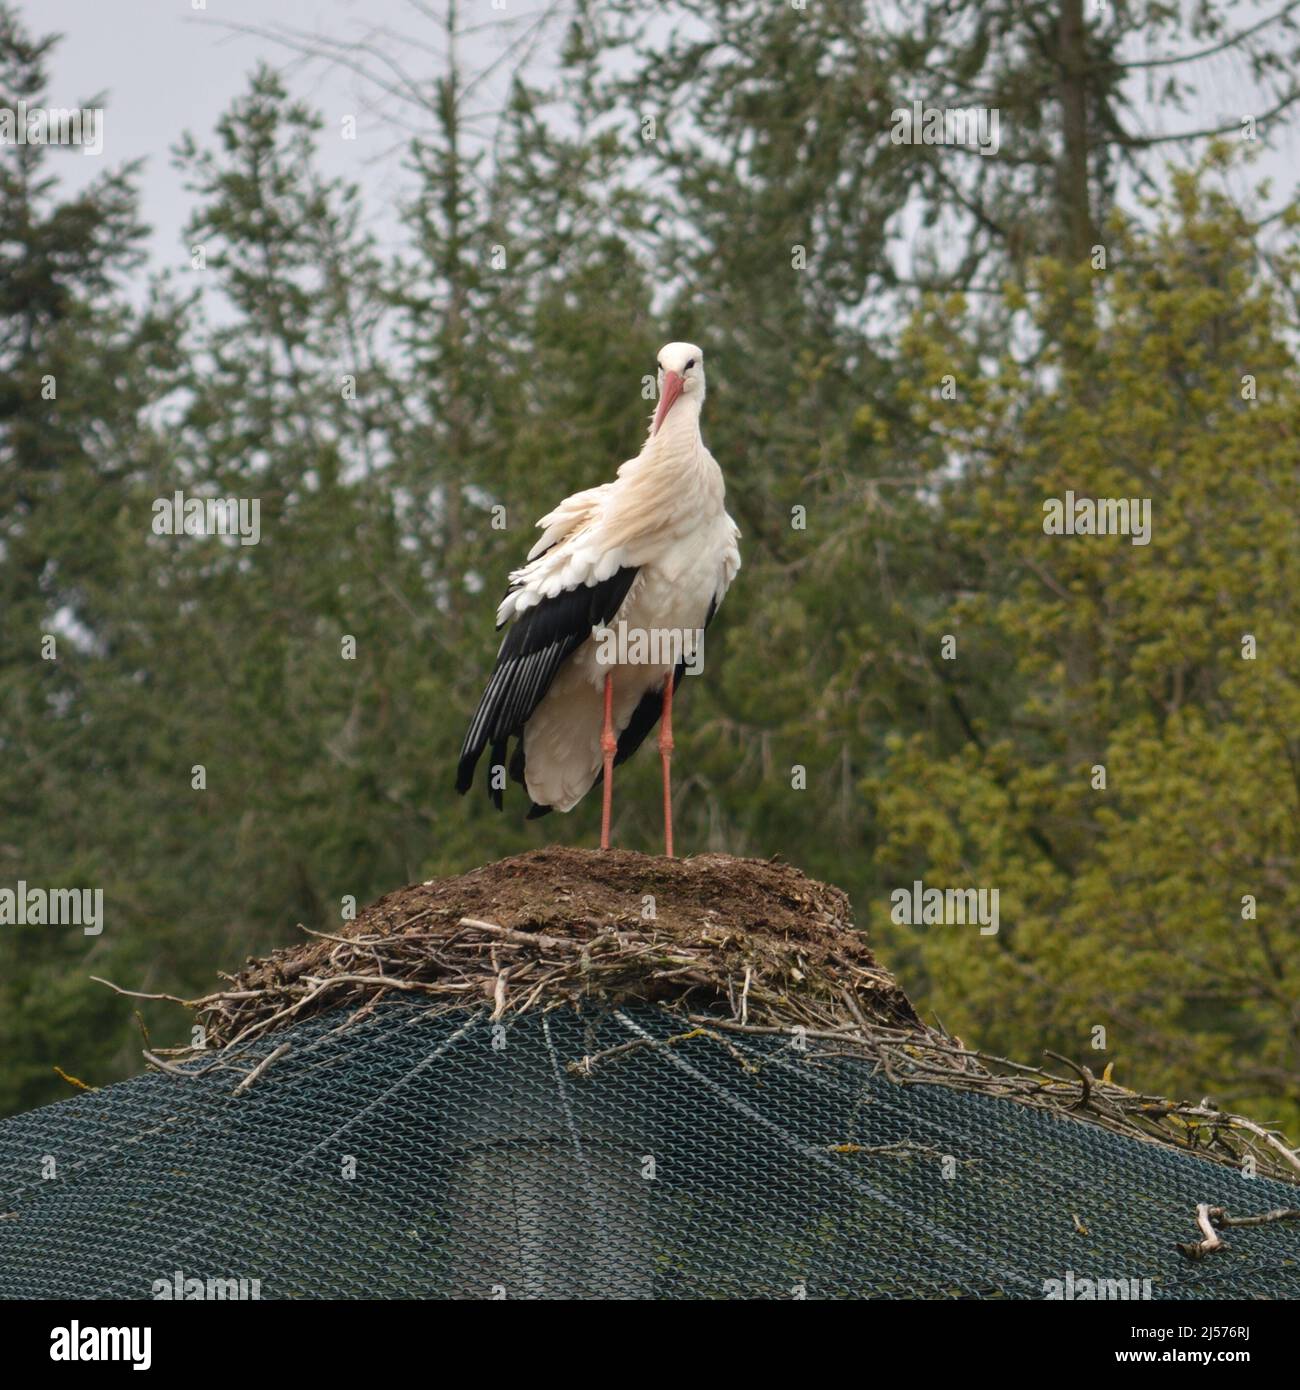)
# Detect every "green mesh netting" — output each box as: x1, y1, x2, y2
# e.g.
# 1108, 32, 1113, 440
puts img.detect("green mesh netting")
2, 1000, 1297, 1299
